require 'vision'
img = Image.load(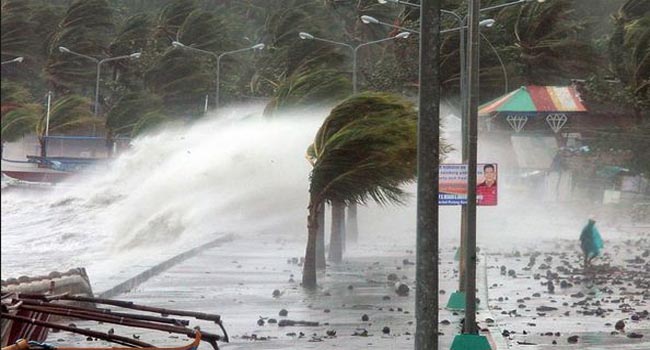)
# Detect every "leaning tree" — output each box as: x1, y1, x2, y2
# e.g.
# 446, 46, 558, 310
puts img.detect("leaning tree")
302, 92, 419, 288
1, 84, 97, 157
